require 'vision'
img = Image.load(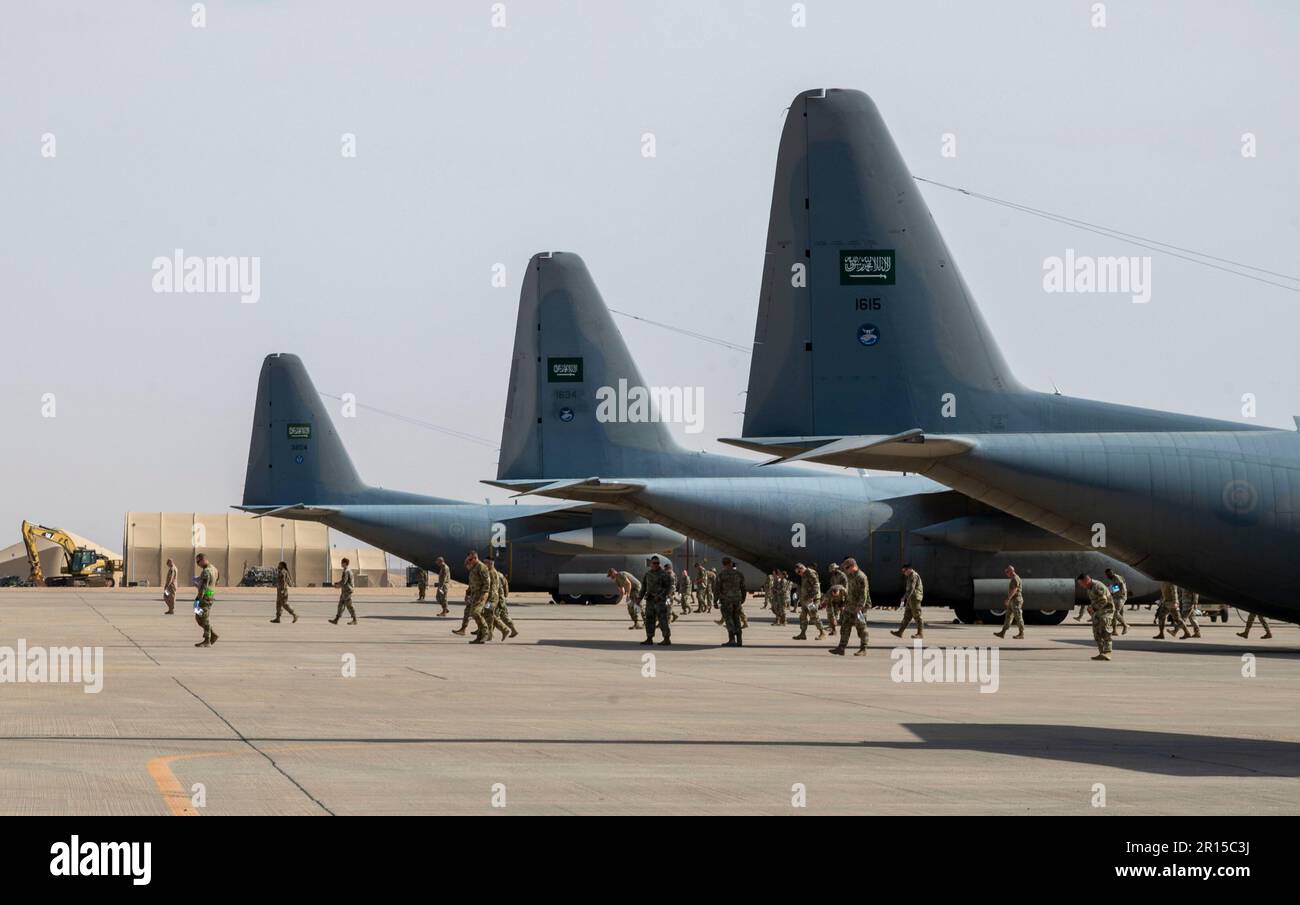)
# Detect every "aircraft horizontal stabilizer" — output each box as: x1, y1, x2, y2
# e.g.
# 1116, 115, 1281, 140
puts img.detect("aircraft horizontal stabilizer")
483, 477, 646, 499
233, 503, 340, 520
724, 430, 975, 470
